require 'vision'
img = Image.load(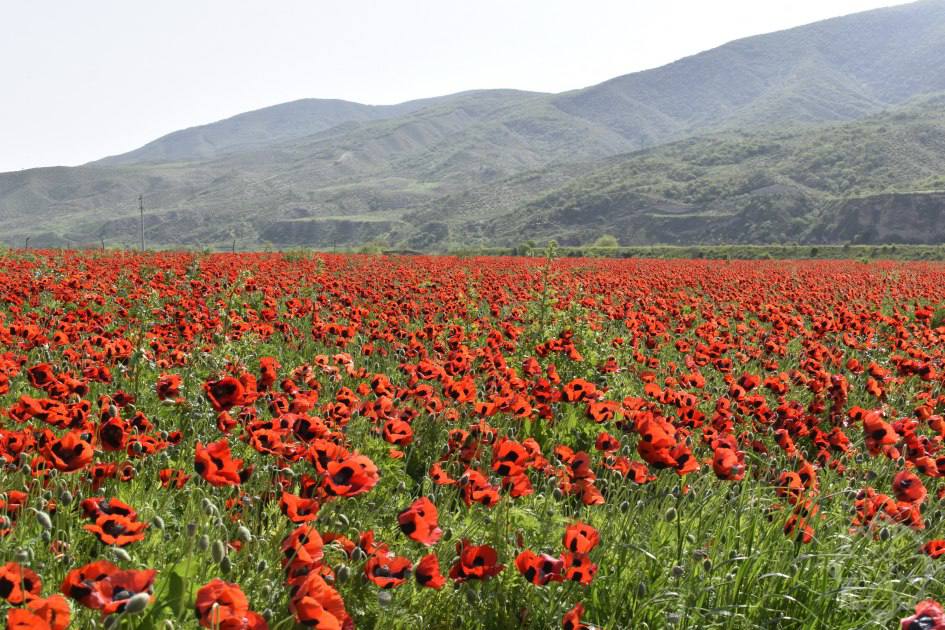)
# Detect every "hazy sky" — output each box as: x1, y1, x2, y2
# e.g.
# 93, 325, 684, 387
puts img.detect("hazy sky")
0, 0, 912, 172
